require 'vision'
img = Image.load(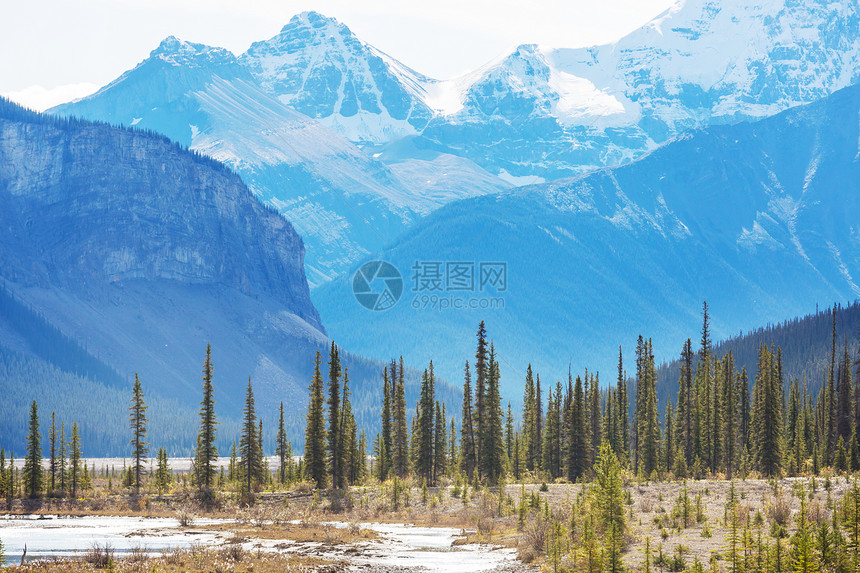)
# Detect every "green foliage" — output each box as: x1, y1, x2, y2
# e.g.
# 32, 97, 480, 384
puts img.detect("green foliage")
128, 374, 148, 495
791, 491, 820, 573
193, 343, 218, 493
23, 400, 42, 498
239, 377, 263, 496
154, 447, 171, 495
304, 351, 327, 489
592, 442, 626, 571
